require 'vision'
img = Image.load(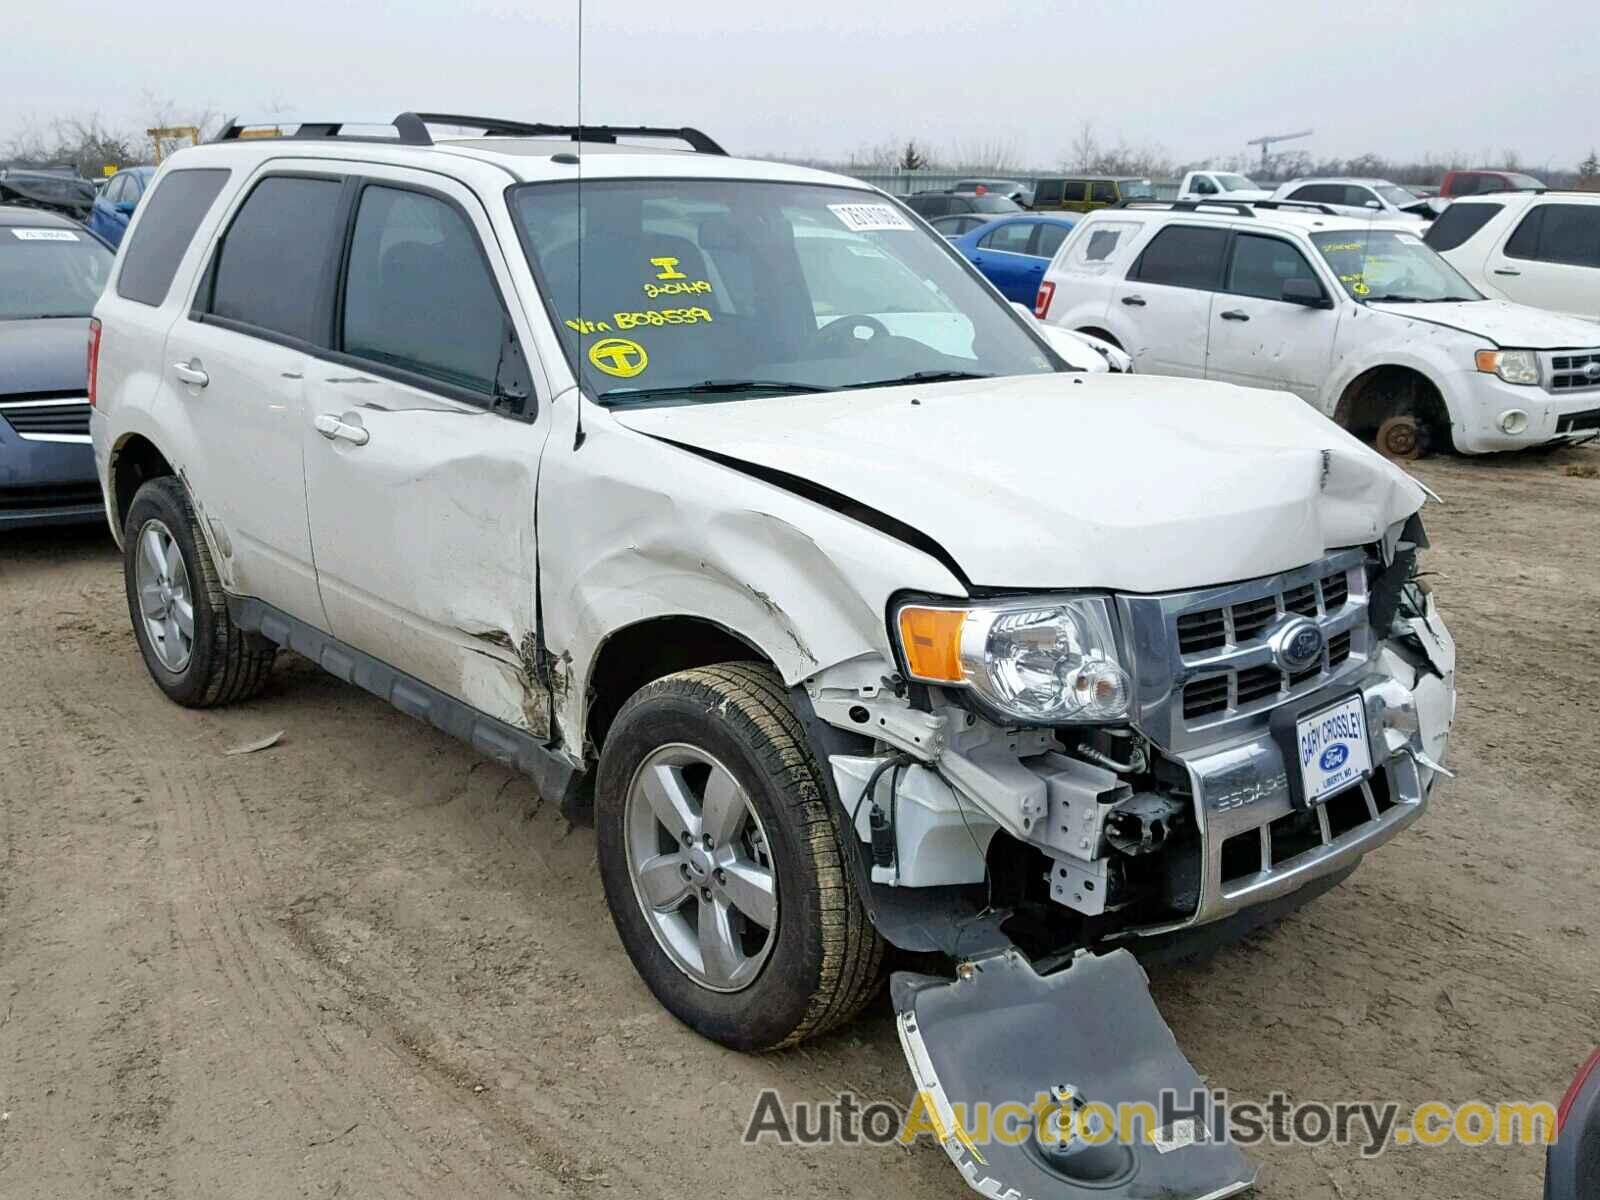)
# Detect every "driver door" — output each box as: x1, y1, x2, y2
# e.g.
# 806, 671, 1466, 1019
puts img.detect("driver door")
1205, 232, 1340, 400
300, 164, 556, 735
